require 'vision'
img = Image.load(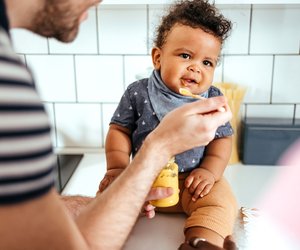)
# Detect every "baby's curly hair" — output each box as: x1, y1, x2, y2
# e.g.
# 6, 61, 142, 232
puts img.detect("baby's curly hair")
154, 0, 232, 48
